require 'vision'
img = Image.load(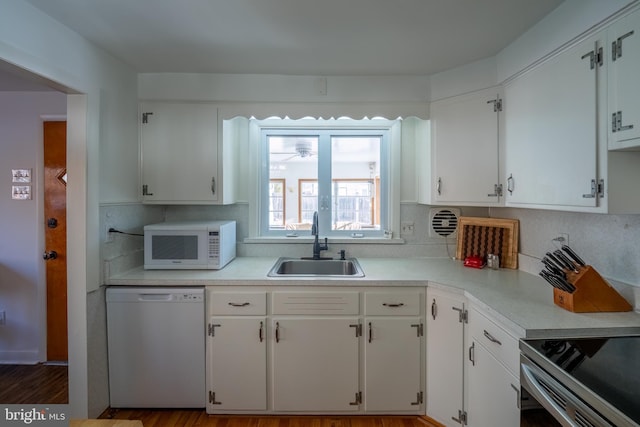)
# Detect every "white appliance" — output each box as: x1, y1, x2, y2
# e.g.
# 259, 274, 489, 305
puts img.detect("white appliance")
144, 220, 236, 269
106, 287, 205, 408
